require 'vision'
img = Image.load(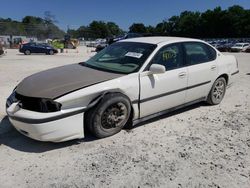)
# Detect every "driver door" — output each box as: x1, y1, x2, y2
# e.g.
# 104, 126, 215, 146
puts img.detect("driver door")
139, 43, 188, 118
